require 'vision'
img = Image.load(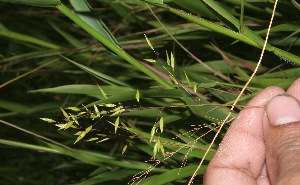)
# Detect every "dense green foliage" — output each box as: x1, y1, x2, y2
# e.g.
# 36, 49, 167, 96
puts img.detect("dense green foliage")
0, 0, 299, 184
